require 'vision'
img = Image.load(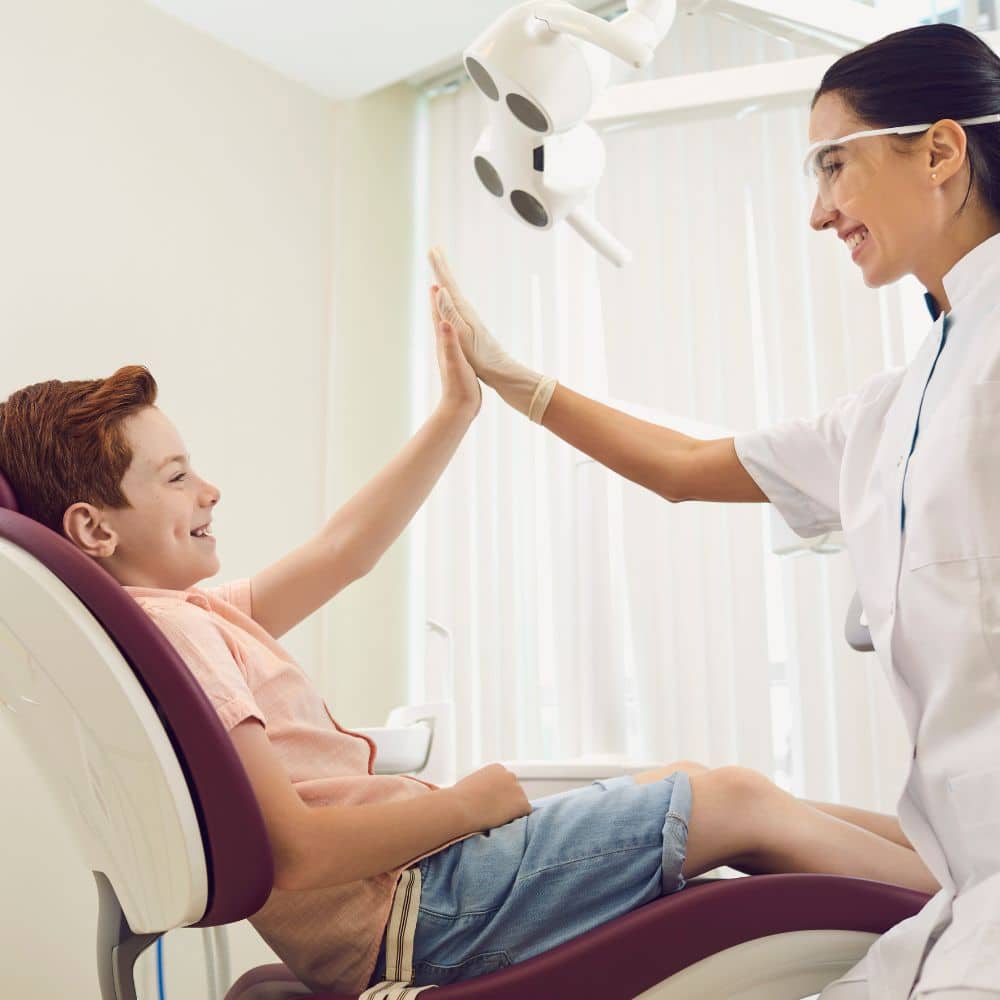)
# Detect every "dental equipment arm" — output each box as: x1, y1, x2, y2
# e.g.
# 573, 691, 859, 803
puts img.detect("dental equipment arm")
430, 245, 766, 503
532, 2, 655, 69
249, 297, 479, 640
229, 720, 530, 891
566, 209, 632, 268
464, 1, 677, 264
